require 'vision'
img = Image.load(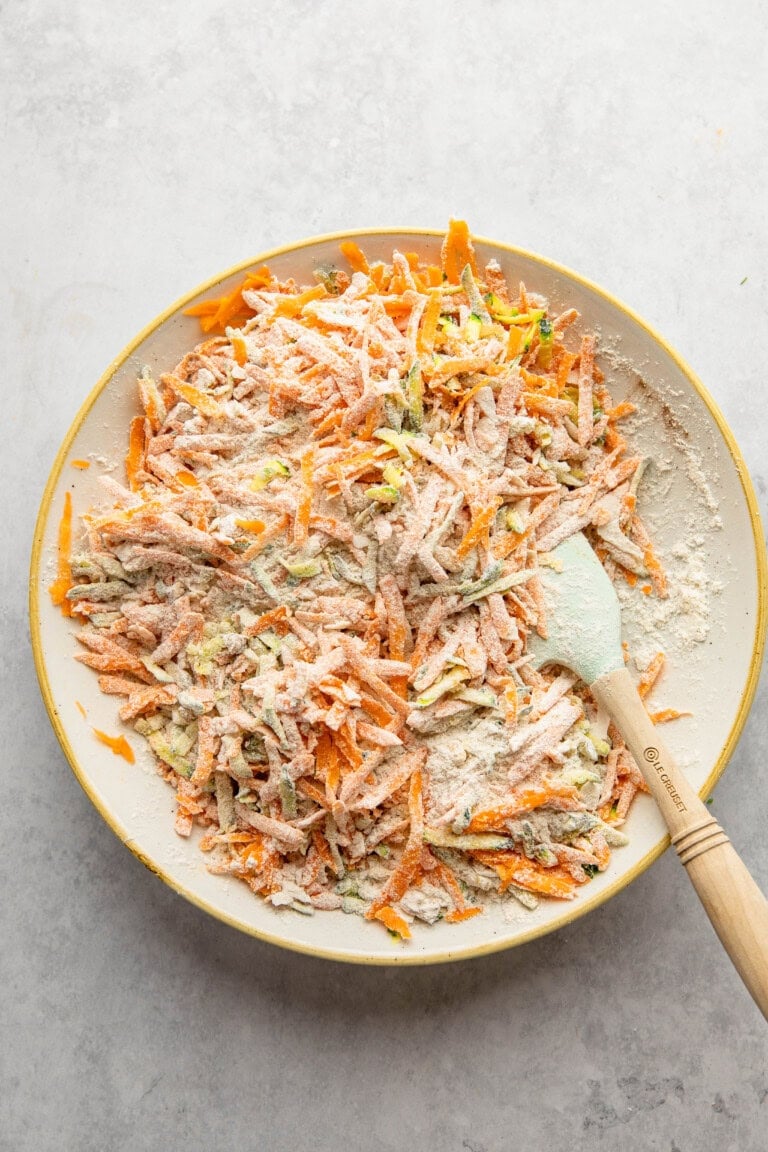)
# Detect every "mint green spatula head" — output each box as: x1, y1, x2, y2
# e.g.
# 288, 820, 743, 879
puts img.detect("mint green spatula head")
530, 532, 626, 685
